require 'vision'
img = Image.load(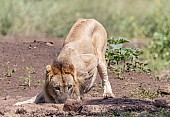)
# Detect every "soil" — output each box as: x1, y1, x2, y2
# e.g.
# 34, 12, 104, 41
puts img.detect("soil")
0, 36, 169, 117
